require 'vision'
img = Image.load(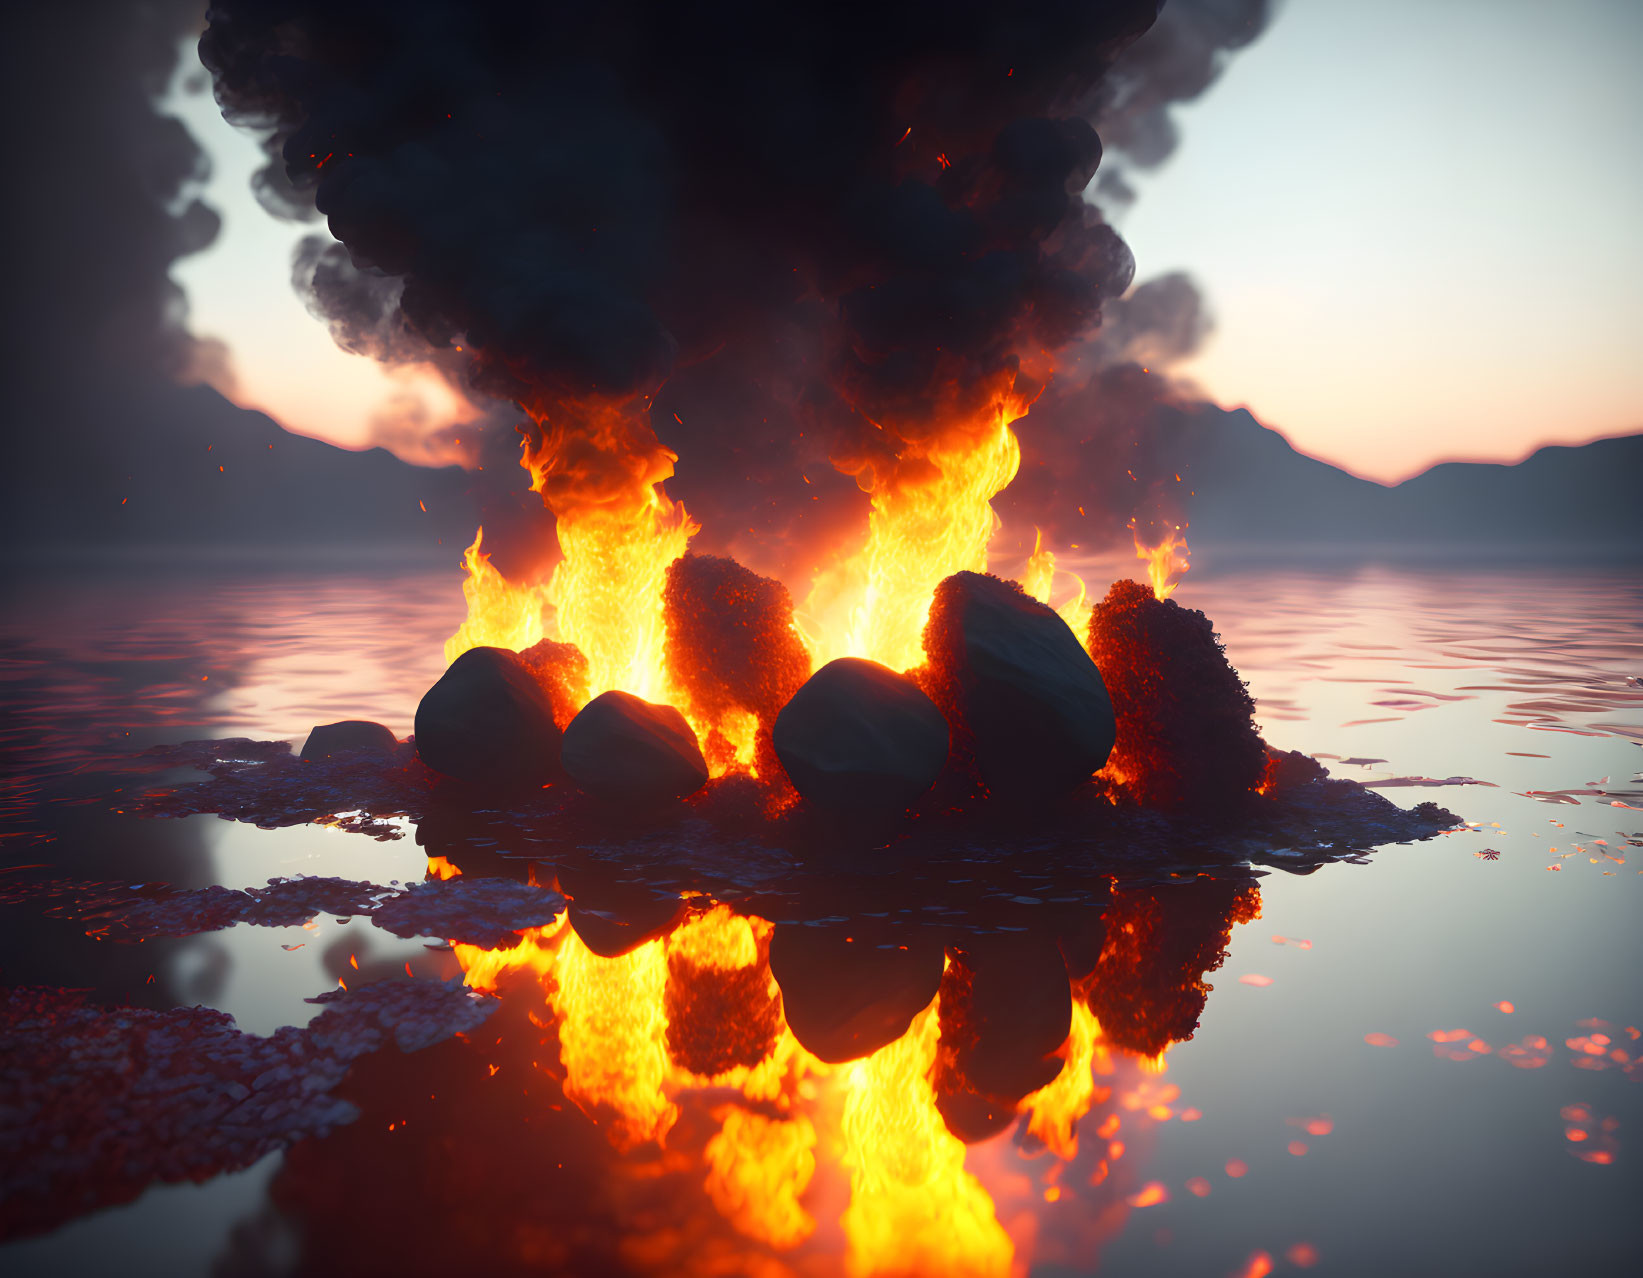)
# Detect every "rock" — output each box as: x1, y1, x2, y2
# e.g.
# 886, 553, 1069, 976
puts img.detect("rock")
561, 690, 708, 805
516, 639, 590, 729
768, 924, 945, 1063
771, 657, 949, 817
664, 554, 812, 780
922, 571, 1114, 799
413, 646, 562, 788
299, 720, 399, 761
1086, 578, 1266, 808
